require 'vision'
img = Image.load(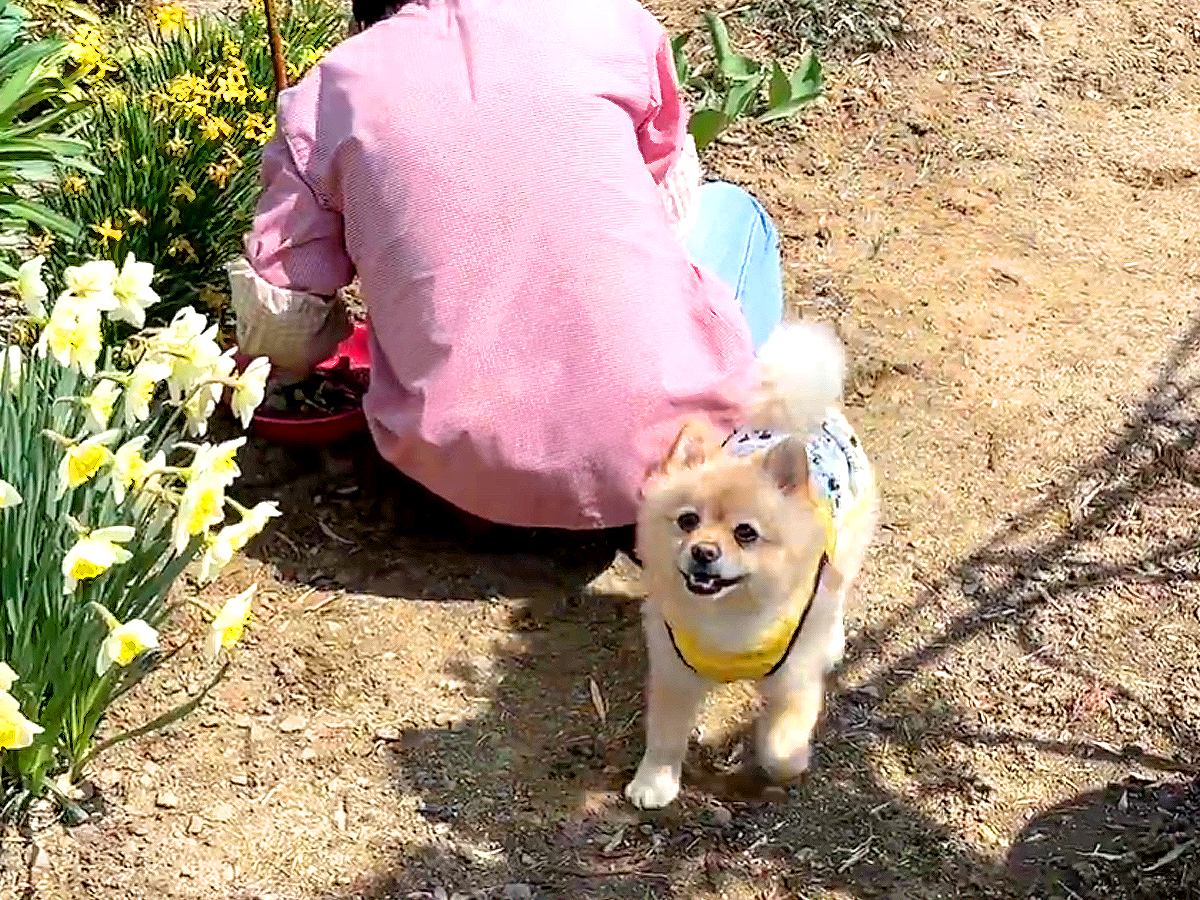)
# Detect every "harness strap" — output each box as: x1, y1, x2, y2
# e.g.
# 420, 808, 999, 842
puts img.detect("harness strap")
664, 554, 829, 681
